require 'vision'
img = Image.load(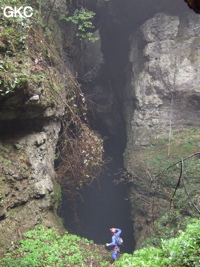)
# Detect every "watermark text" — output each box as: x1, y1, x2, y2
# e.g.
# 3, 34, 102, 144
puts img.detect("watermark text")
3, 6, 33, 18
